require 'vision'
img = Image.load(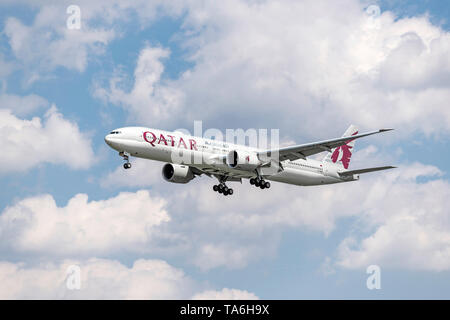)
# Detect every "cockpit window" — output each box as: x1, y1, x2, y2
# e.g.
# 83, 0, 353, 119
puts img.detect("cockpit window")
109, 131, 121, 134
